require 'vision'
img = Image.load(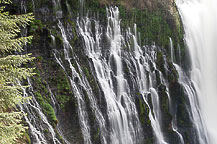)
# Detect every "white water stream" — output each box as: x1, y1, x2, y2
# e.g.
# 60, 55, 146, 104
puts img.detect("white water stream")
127, 24, 168, 144
177, 0, 217, 143
19, 79, 61, 144
77, 7, 143, 144
18, 0, 217, 143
